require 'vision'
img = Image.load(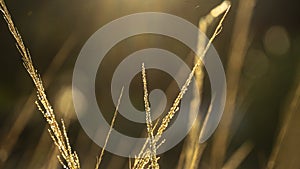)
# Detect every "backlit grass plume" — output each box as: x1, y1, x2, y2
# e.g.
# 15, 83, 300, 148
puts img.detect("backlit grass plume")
155, 4, 230, 142
0, 1, 80, 168
133, 6, 230, 168
1, 0, 231, 168
142, 63, 159, 169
